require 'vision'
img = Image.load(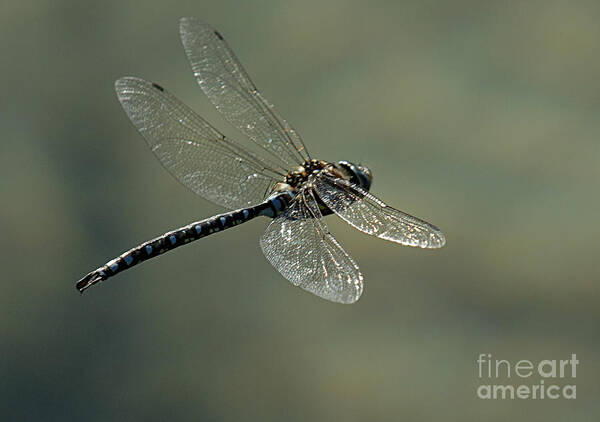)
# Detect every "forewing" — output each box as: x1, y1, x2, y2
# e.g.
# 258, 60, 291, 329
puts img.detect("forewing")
260, 190, 364, 304
315, 176, 446, 248
115, 77, 280, 210
179, 17, 309, 169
